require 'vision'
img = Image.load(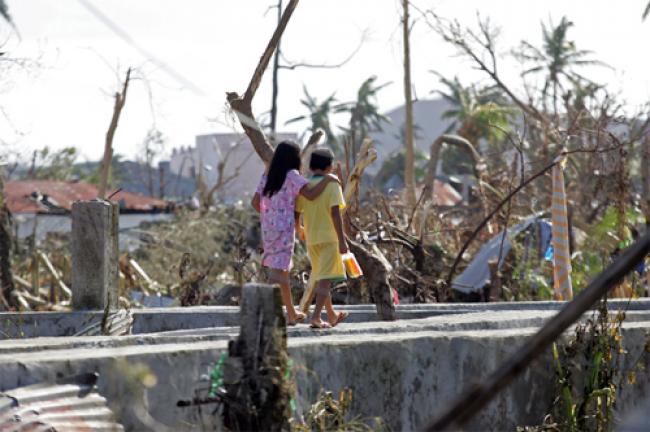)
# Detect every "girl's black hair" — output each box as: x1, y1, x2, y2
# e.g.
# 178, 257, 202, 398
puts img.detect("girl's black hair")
263, 141, 302, 197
